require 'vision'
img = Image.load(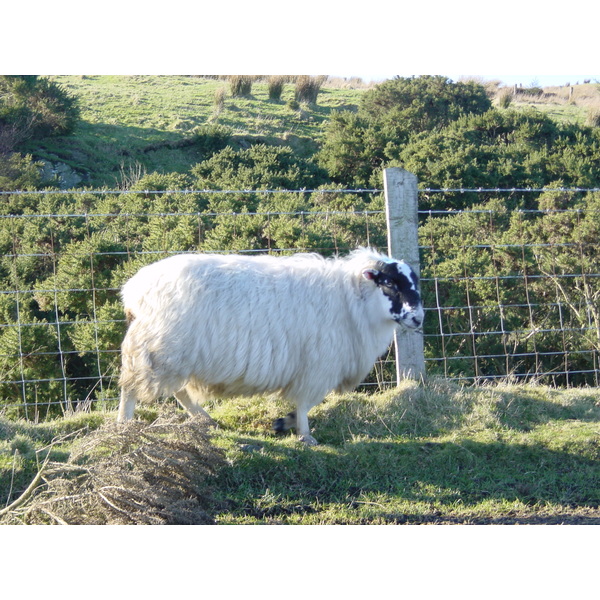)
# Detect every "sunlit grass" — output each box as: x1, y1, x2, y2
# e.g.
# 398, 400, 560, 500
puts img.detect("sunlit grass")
25, 75, 363, 187
2, 381, 598, 524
